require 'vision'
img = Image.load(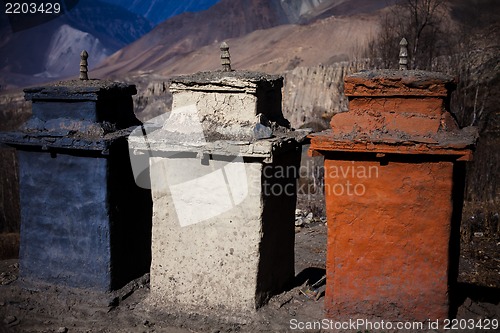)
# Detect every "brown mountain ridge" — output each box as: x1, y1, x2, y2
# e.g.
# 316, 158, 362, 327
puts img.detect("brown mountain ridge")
93, 0, 386, 79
